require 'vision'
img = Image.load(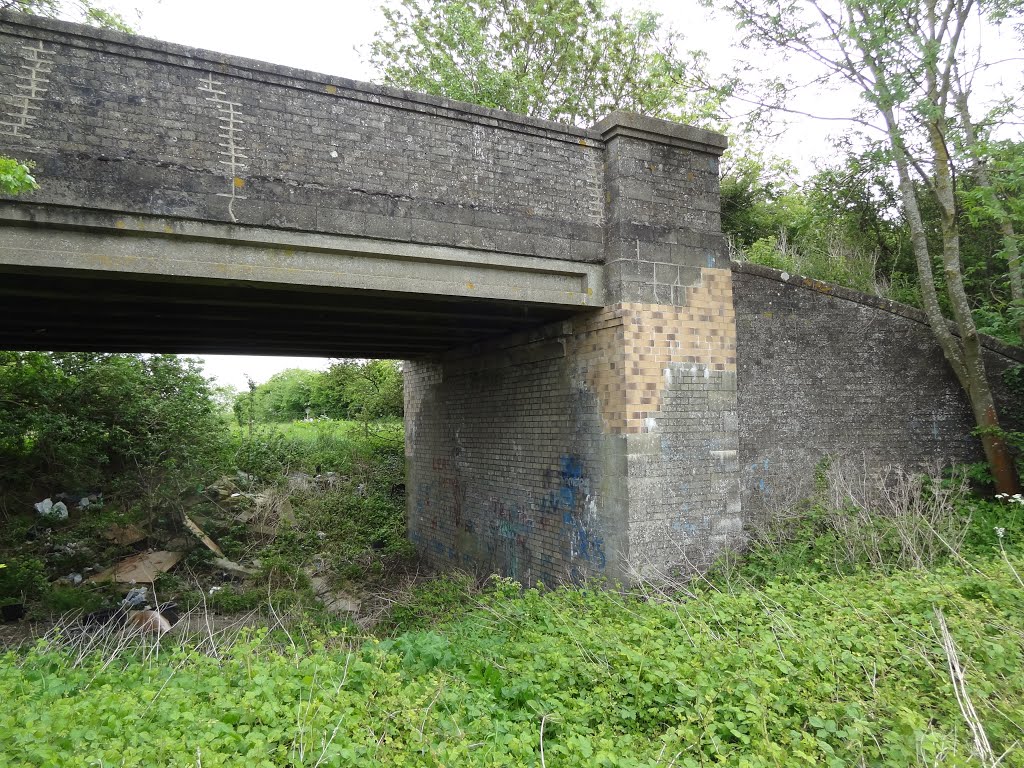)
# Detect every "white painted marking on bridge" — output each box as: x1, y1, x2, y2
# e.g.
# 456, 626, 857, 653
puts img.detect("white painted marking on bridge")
198, 74, 248, 222
1, 41, 54, 139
